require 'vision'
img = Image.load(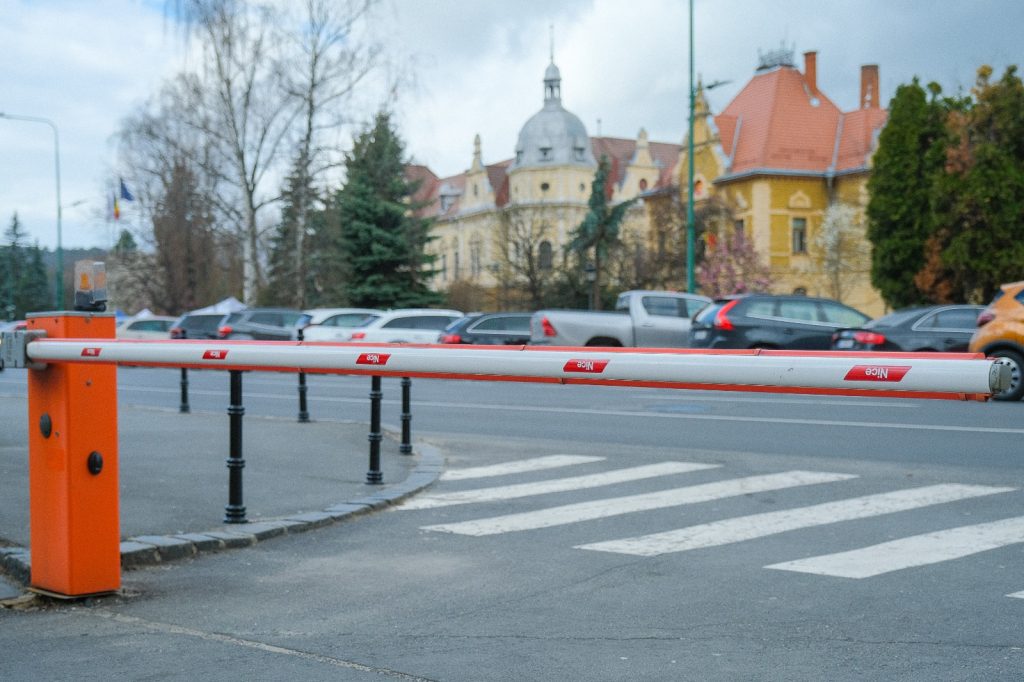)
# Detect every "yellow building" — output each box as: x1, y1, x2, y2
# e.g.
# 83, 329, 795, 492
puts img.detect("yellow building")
410, 60, 683, 309
693, 48, 888, 316
412, 49, 889, 316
